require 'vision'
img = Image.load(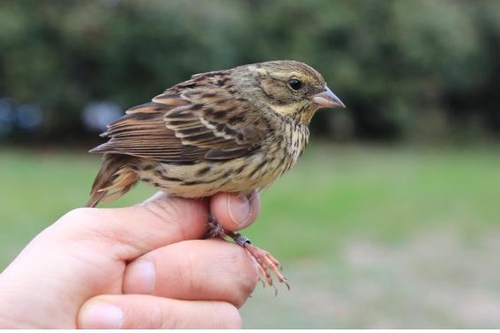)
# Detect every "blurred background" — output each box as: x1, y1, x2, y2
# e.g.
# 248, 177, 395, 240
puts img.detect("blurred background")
1, 0, 499, 328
